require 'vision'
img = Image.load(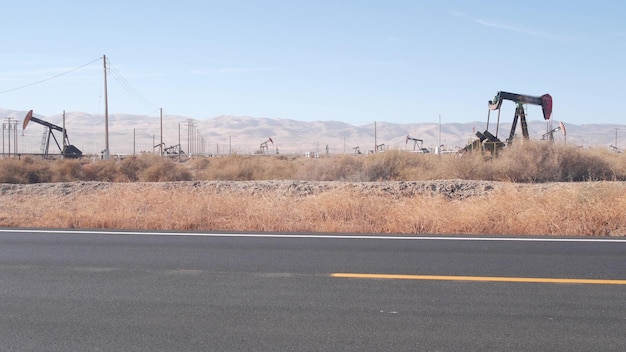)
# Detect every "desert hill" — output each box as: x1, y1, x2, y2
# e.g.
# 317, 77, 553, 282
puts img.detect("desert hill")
1, 108, 623, 156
